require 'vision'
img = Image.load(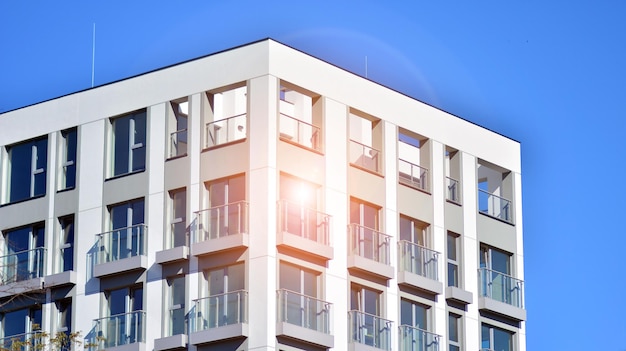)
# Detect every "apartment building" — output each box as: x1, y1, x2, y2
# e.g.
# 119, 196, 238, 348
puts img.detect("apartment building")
0, 39, 526, 351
